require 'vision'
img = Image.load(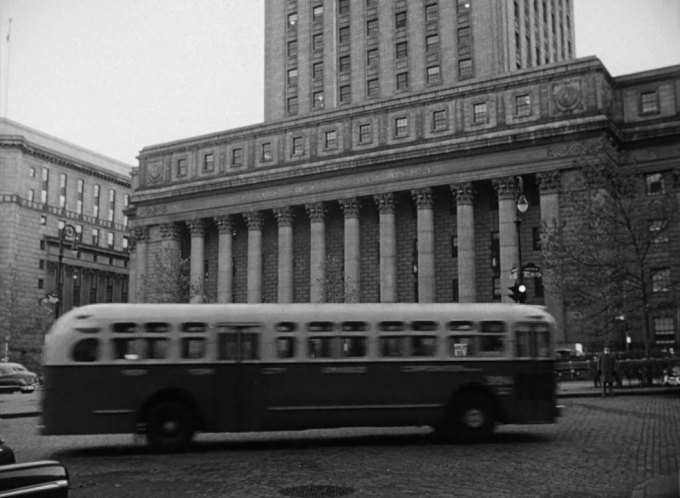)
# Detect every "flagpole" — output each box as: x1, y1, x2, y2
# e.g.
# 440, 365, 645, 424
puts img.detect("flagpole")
3, 18, 11, 118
